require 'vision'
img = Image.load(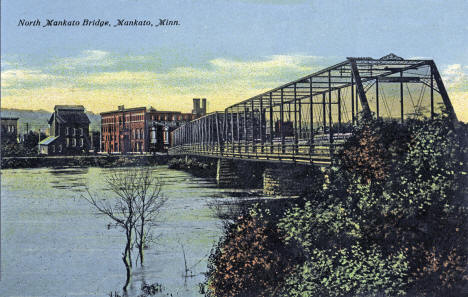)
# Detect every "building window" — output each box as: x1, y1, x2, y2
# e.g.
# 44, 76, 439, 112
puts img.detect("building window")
79, 138, 84, 147
136, 129, 140, 139
58, 145, 62, 152
80, 128, 83, 136
51, 145, 55, 152
164, 129, 170, 145
66, 127, 69, 135
72, 128, 76, 136
133, 129, 136, 139
140, 129, 143, 139
72, 138, 76, 147
66, 138, 70, 147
